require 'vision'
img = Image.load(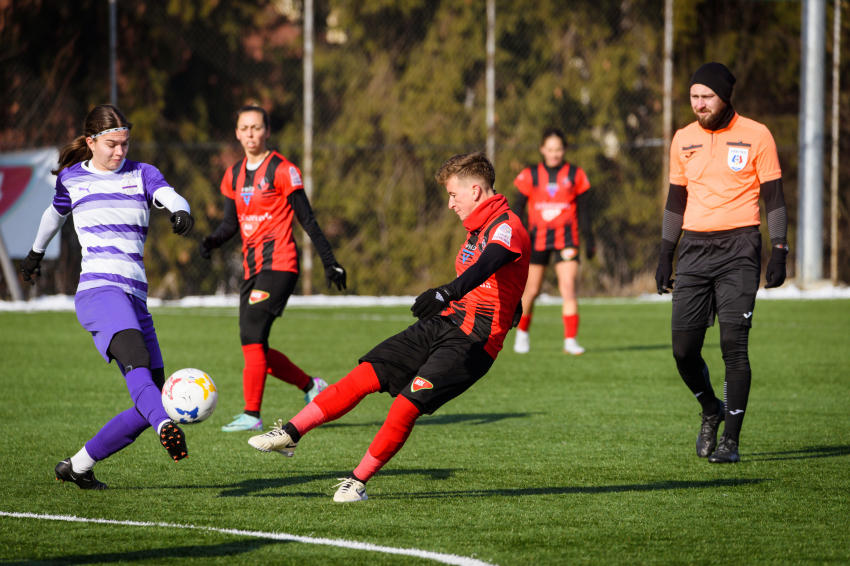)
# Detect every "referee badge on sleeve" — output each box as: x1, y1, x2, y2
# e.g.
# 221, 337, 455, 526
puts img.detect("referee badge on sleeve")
727, 147, 749, 172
